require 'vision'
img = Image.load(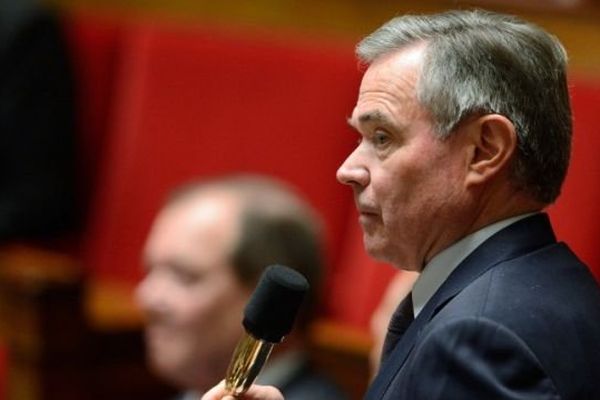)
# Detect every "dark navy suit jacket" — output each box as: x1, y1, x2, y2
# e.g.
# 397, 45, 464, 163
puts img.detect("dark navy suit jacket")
366, 213, 600, 399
